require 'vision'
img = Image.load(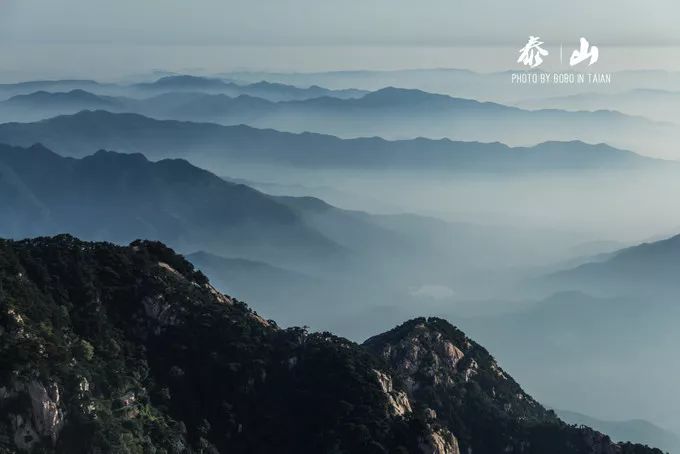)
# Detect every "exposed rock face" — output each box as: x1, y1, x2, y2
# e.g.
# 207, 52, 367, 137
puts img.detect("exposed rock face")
1, 380, 64, 451
377, 323, 469, 390
419, 427, 460, 454
373, 369, 412, 416
28, 381, 64, 445
373, 368, 460, 453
